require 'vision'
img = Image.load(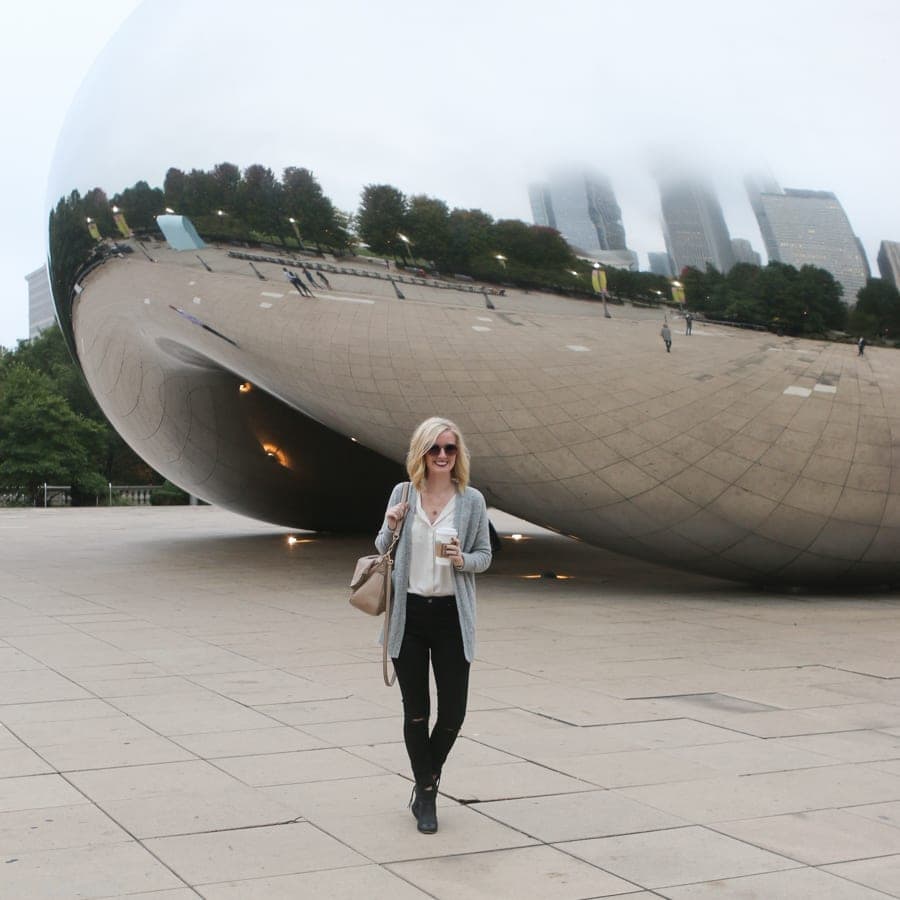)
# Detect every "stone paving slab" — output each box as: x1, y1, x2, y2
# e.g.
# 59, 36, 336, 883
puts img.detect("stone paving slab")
2, 506, 900, 898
